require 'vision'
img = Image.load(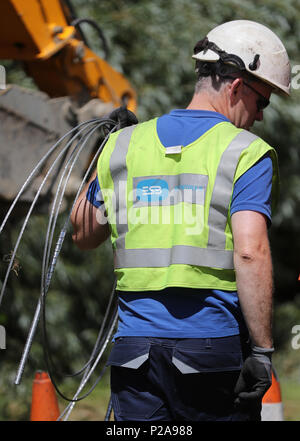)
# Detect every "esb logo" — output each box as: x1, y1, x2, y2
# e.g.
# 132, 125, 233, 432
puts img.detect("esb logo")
136, 179, 168, 202
142, 185, 163, 196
